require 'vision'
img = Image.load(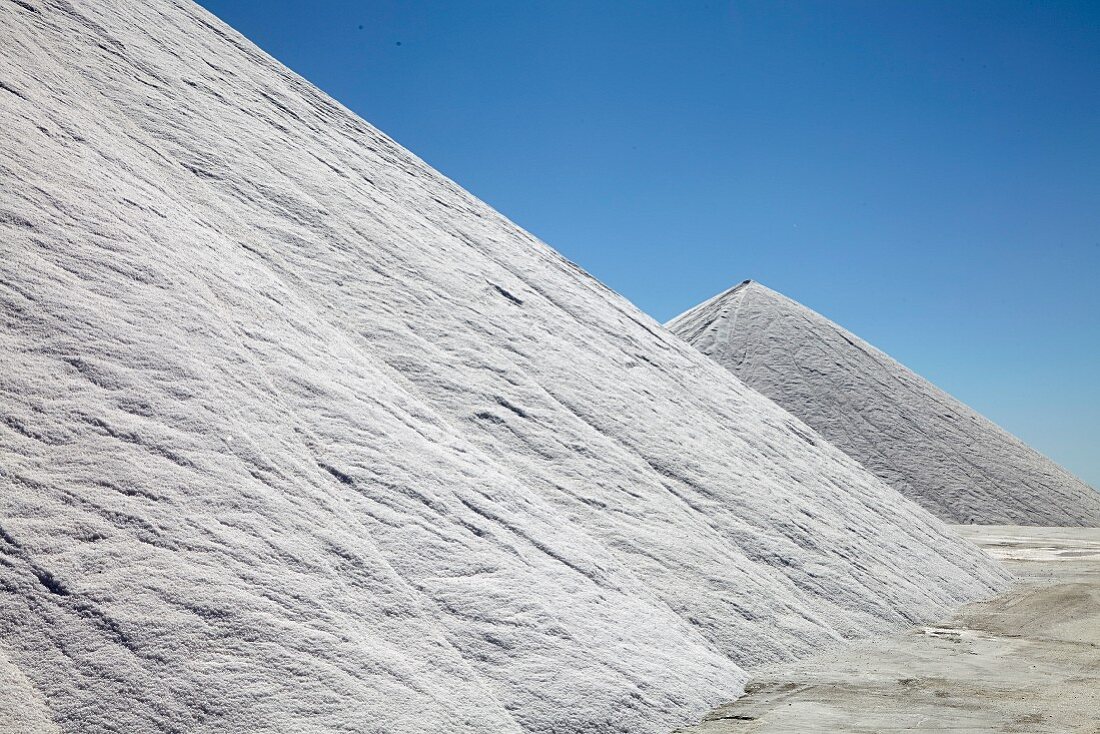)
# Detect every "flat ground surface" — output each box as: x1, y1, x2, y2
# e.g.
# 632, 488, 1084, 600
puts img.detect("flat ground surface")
676, 525, 1100, 734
